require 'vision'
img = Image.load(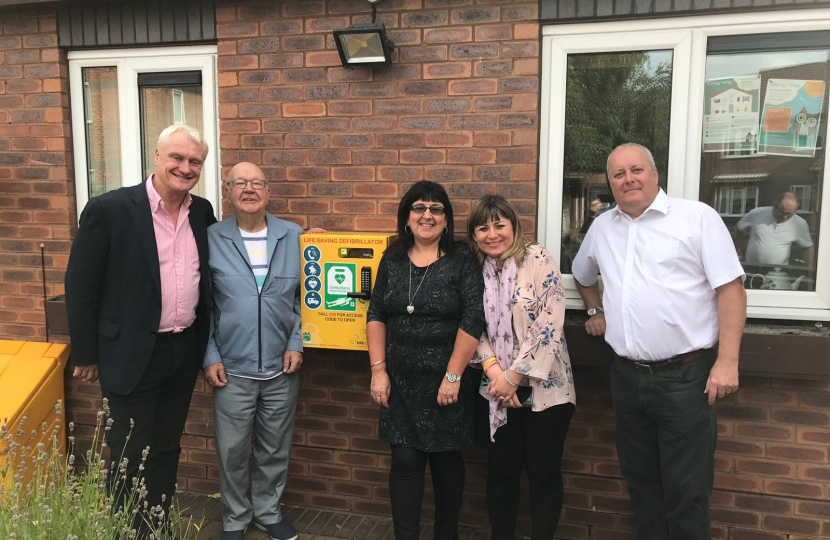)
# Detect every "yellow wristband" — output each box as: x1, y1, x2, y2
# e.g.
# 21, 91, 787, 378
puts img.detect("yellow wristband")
482, 357, 497, 370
